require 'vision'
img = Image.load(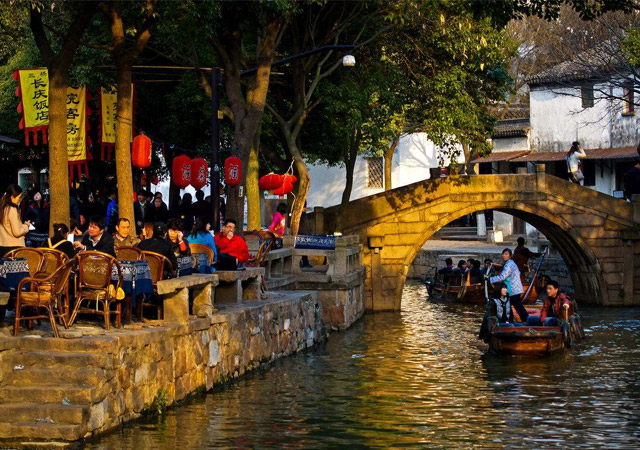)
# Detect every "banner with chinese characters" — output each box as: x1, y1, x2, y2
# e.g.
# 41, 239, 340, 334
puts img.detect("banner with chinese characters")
13, 68, 49, 146
98, 84, 135, 161
66, 86, 92, 180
